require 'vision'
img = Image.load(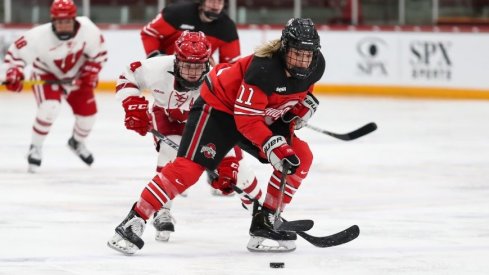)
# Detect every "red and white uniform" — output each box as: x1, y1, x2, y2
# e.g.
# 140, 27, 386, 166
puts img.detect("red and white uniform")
116, 55, 199, 139
3, 16, 107, 150
116, 55, 262, 208
4, 16, 107, 95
